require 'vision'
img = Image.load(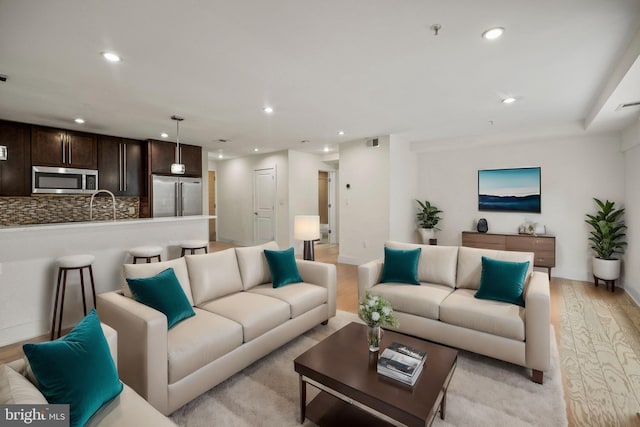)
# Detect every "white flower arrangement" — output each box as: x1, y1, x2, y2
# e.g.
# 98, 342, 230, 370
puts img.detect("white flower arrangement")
358, 292, 398, 328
